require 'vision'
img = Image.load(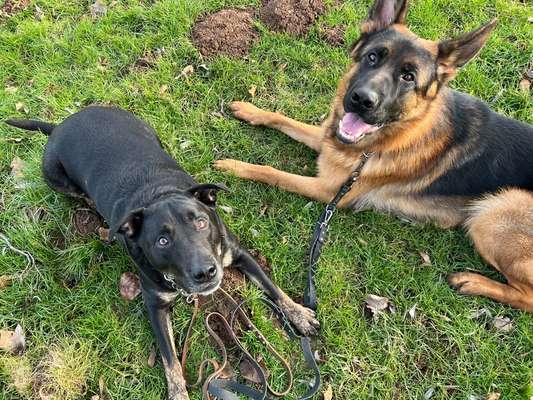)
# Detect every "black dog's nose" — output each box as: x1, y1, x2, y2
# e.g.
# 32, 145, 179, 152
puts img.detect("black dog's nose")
352, 88, 379, 110
193, 265, 217, 283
